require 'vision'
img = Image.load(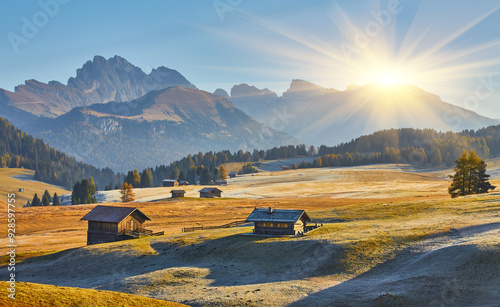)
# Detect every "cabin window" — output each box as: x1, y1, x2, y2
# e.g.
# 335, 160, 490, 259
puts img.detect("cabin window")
277, 223, 288, 228
264, 222, 273, 227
